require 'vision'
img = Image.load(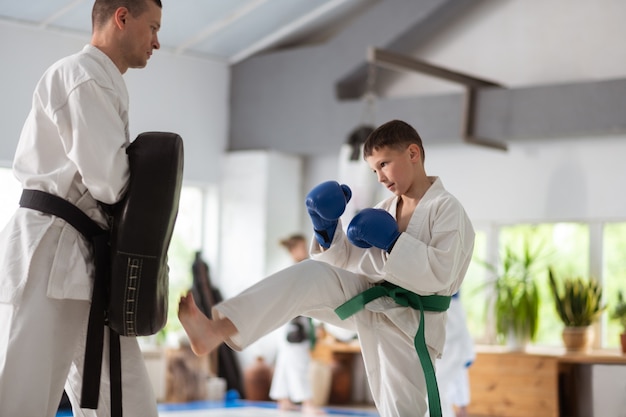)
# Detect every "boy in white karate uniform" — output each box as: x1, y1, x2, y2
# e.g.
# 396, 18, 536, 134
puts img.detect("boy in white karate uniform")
179, 119, 475, 417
